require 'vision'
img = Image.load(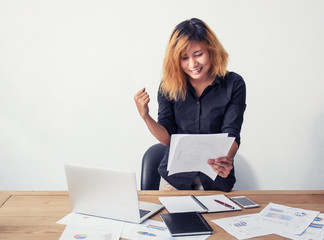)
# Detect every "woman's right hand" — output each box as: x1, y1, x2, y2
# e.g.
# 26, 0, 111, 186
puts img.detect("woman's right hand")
134, 87, 171, 145
134, 88, 150, 119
